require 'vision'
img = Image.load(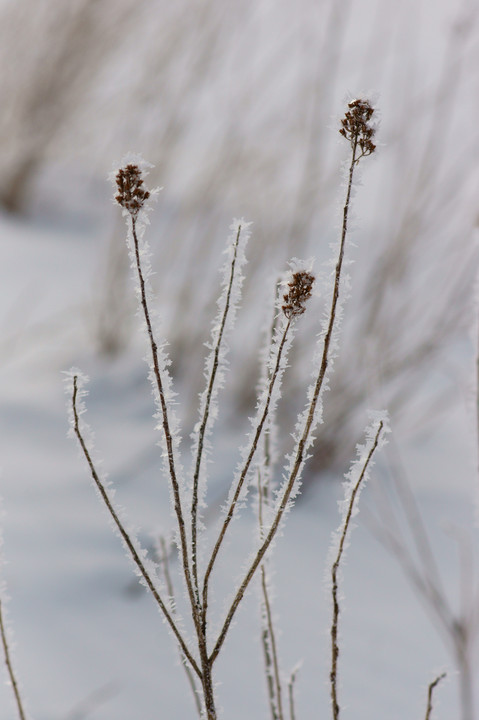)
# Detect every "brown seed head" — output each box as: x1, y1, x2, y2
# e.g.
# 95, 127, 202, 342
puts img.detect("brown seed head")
282, 271, 315, 319
115, 164, 150, 217
339, 99, 376, 159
